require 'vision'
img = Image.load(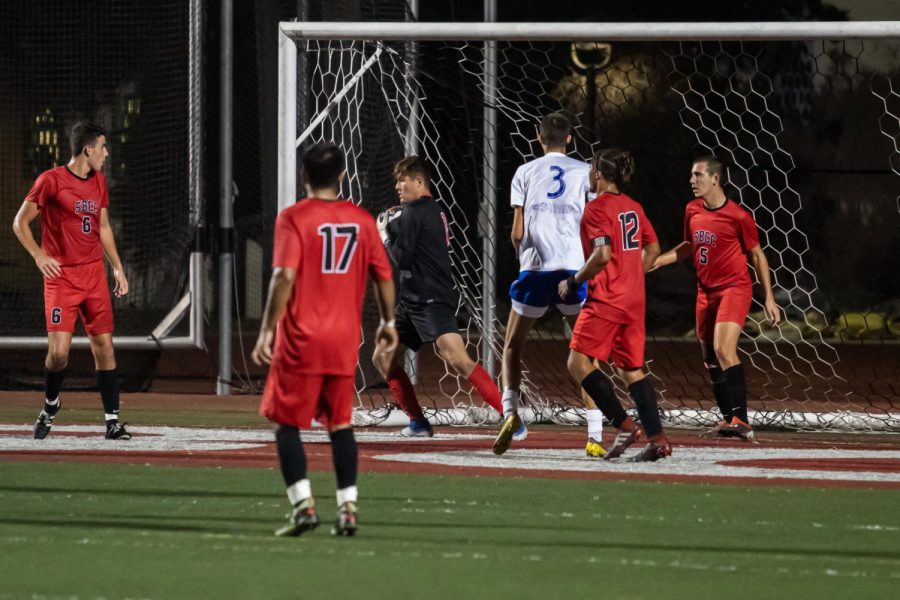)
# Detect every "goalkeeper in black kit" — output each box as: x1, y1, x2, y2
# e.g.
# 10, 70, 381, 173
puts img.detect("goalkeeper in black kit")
373, 156, 505, 437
